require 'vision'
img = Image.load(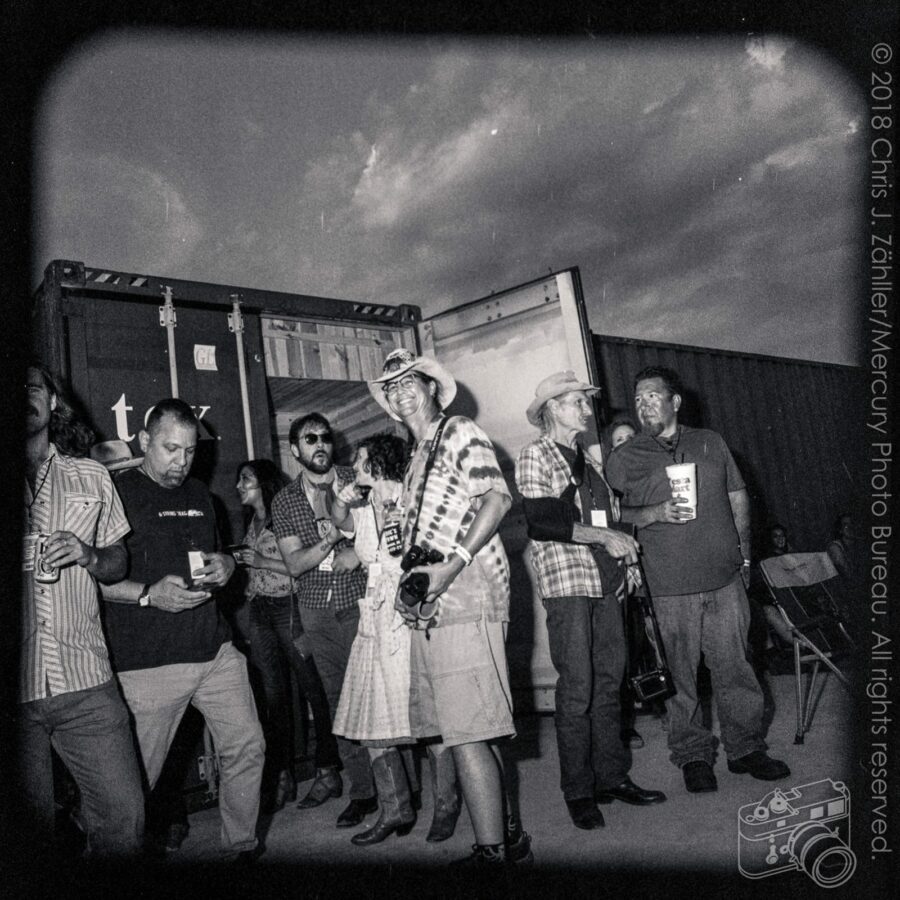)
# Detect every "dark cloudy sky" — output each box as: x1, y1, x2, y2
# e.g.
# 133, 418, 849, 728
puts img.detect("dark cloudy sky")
34, 31, 864, 365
